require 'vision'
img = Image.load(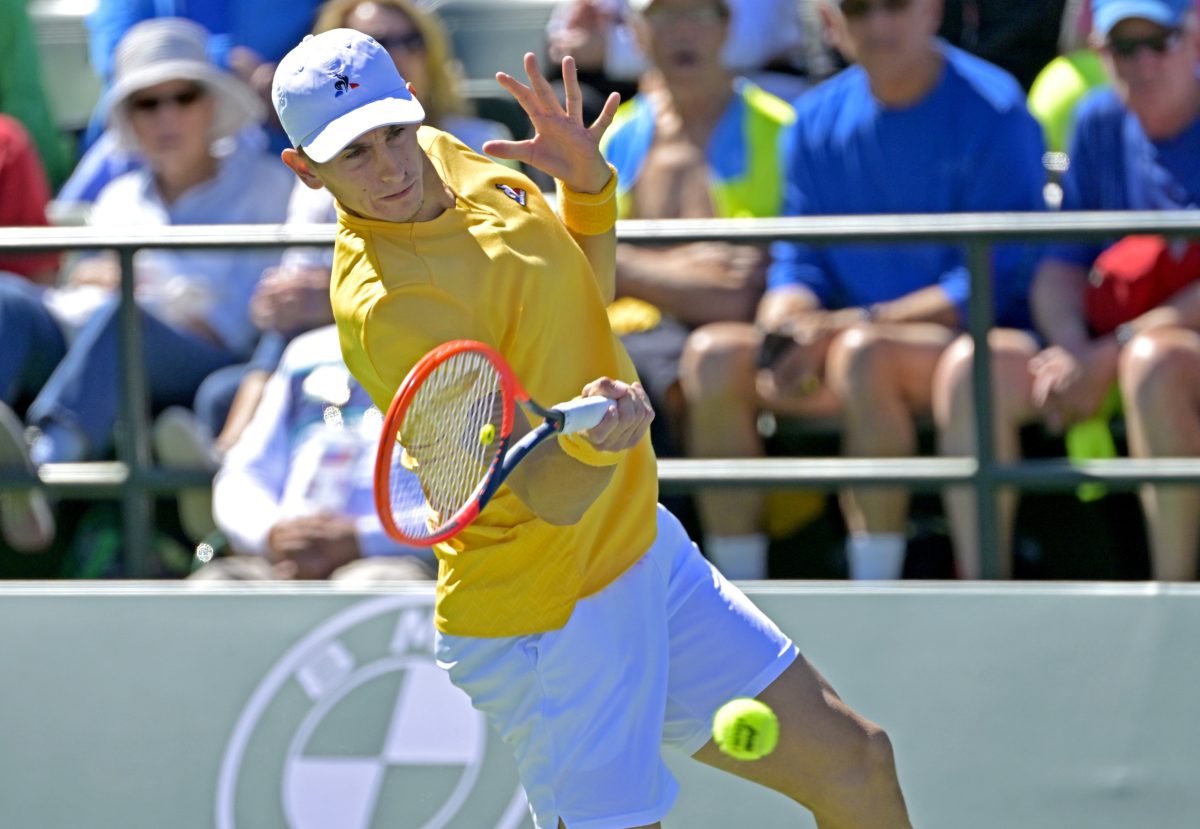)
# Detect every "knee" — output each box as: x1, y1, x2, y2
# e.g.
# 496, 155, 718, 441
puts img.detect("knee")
1119, 329, 1200, 410
678, 324, 757, 405
932, 336, 975, 424
824, 325, 889, 402
934, 330, 1037, 427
